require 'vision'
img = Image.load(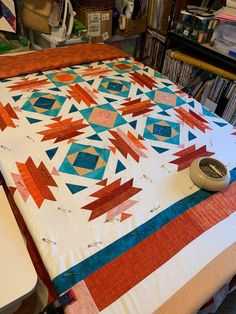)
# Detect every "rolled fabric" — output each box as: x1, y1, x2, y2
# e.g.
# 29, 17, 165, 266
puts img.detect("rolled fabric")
170, 50, 236, 81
